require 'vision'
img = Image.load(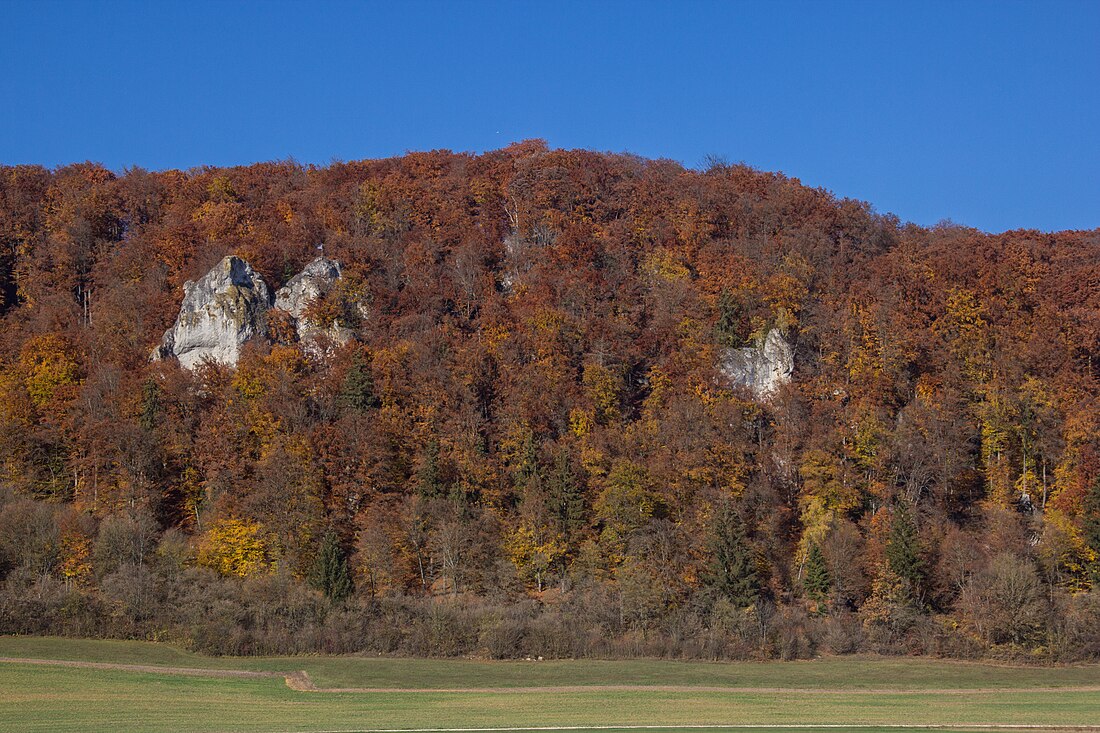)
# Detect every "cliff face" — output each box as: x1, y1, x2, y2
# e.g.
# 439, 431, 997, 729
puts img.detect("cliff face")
153, 255, 355, 368
273, 256, 357, 354
719, 328, 794, 398
274, 256, 342, 323
152, 256, 272, 369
